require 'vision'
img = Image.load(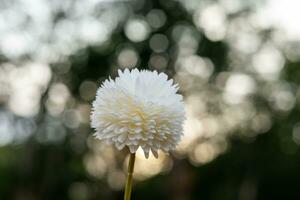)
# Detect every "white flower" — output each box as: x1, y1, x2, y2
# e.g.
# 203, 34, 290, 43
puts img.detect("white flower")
91, 69, 185, 158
